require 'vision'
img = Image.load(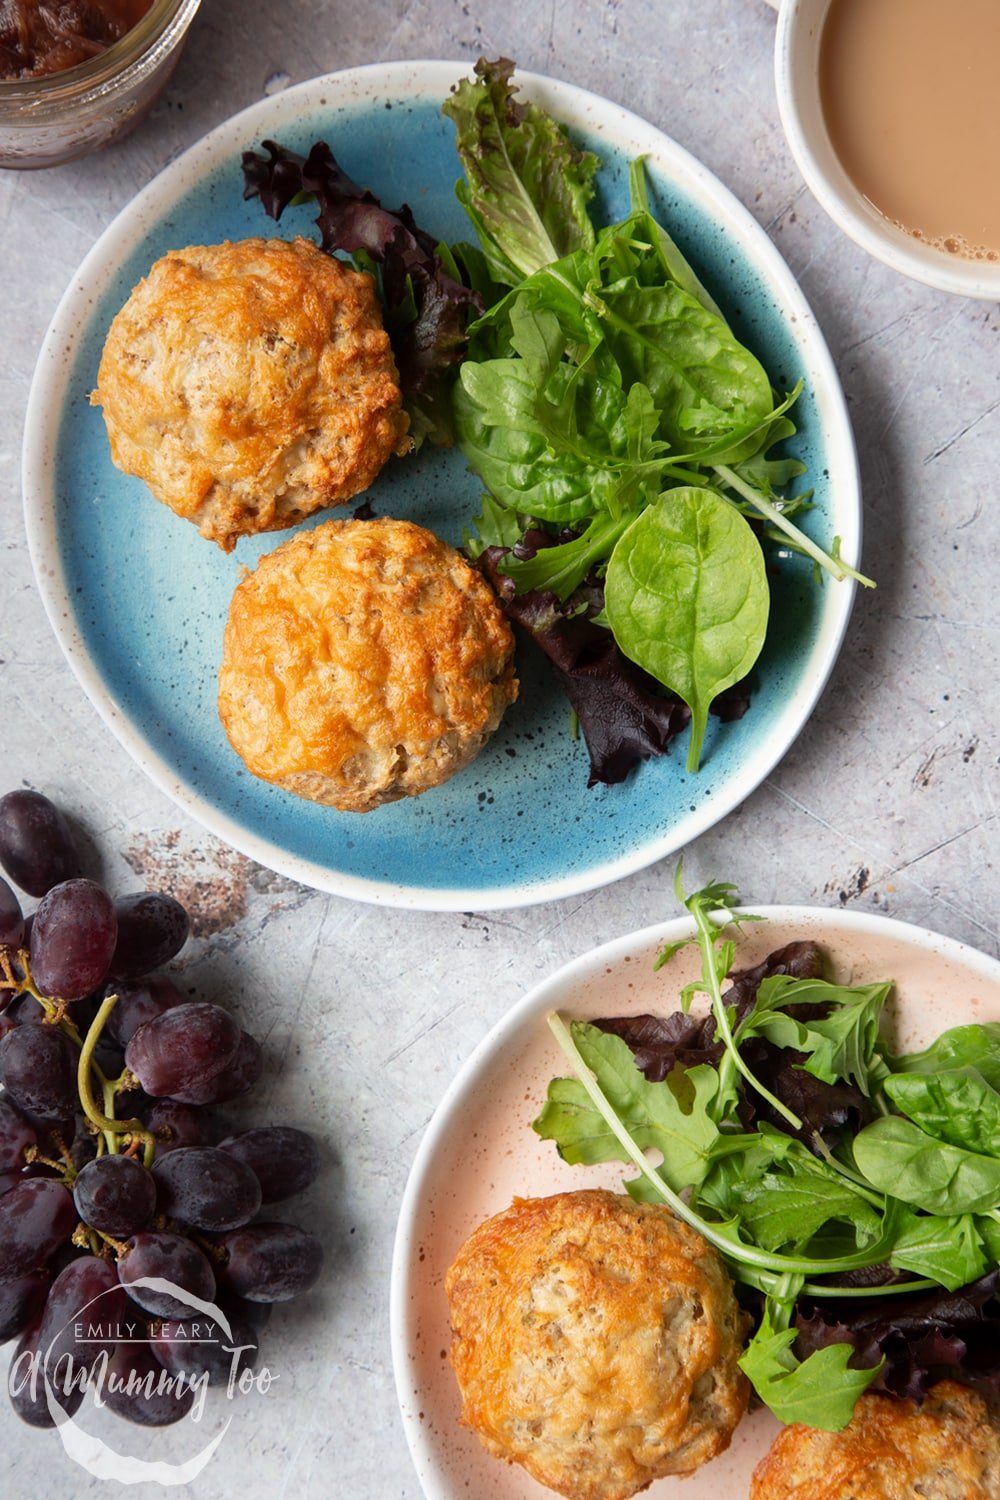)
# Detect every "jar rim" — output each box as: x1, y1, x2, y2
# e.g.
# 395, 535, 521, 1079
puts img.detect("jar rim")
0, 0, 201, 102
